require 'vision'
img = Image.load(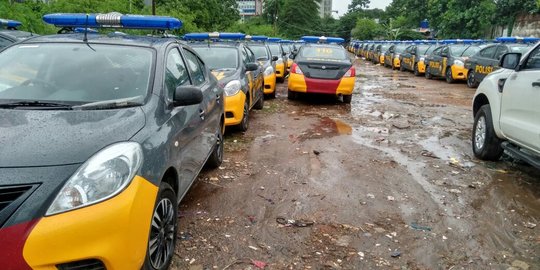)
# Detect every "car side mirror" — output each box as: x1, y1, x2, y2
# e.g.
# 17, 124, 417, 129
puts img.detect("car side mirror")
441, 53, 448, 57
246, 63, 259, 72
174, 85, 203, 107
271, 56, 279, 61
289, 54, 296, 60
499, 52, 521, 70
